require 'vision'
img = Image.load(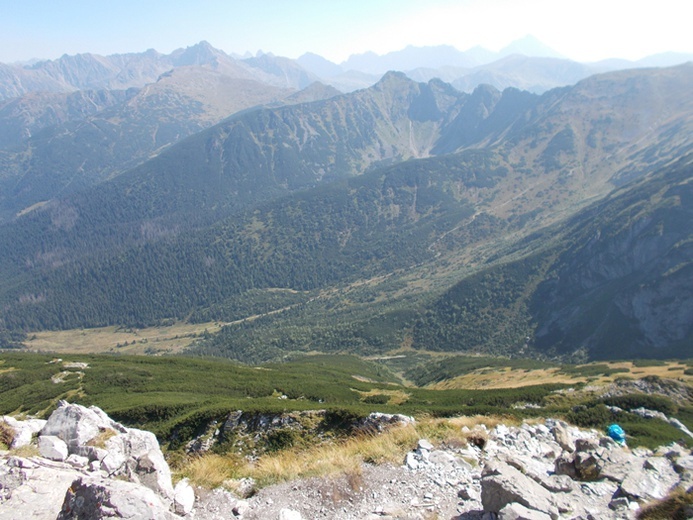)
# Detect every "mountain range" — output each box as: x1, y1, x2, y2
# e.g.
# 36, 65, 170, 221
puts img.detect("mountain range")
0, 39, 691, 362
